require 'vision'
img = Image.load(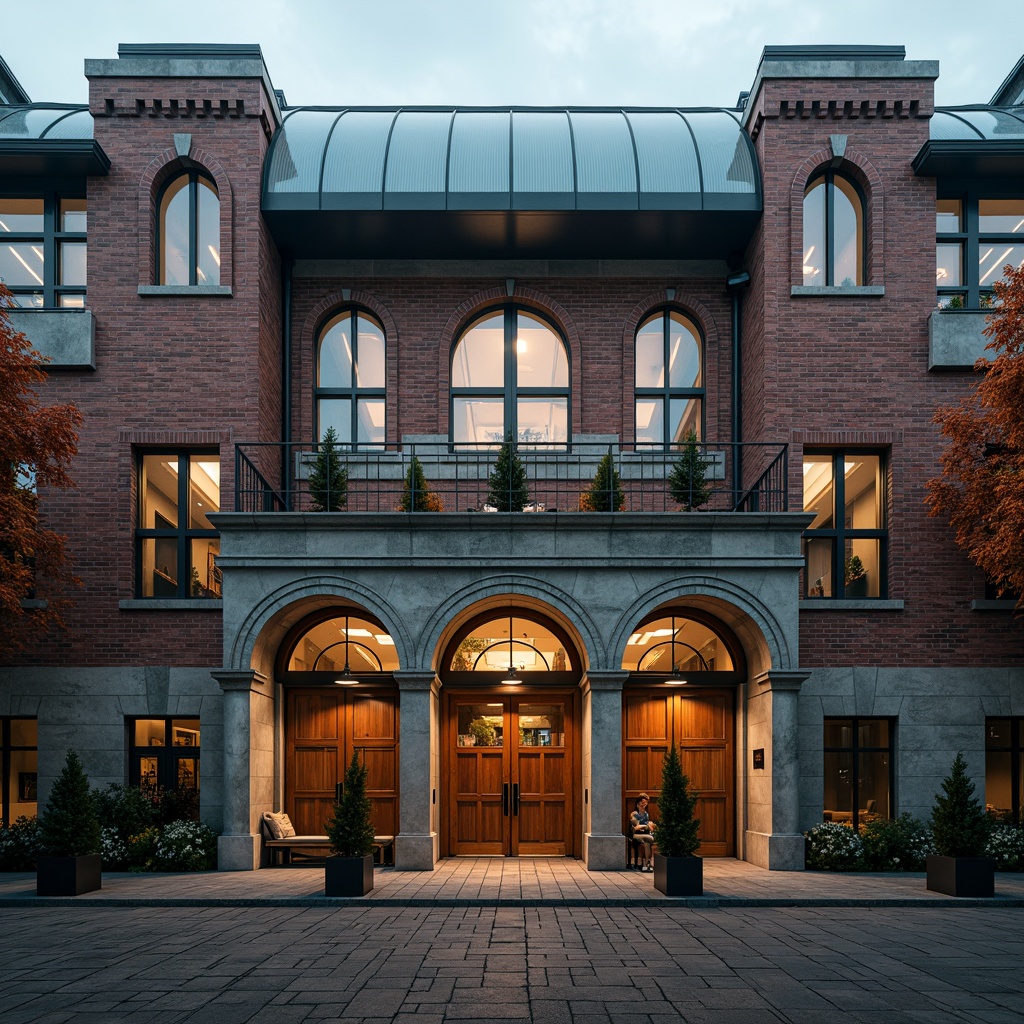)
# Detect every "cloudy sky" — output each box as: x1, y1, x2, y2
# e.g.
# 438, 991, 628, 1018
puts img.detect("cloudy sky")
4, 0, 1024, 108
